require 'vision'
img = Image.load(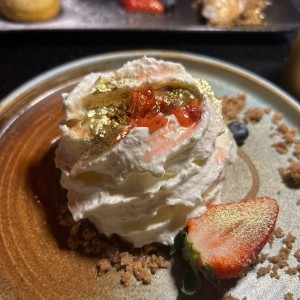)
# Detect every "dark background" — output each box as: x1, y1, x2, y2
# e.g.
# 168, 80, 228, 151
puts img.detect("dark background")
0, 0, 300, 102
